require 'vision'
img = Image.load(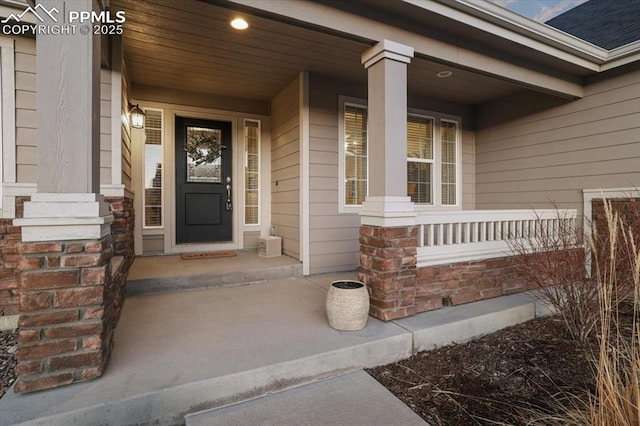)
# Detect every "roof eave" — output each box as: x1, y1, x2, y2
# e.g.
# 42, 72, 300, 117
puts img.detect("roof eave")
405, 0, 639, 72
